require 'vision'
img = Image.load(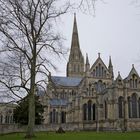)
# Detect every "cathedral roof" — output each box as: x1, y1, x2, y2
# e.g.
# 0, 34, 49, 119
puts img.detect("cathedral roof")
49, 99, 68, 106
51, 76, 83, 87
